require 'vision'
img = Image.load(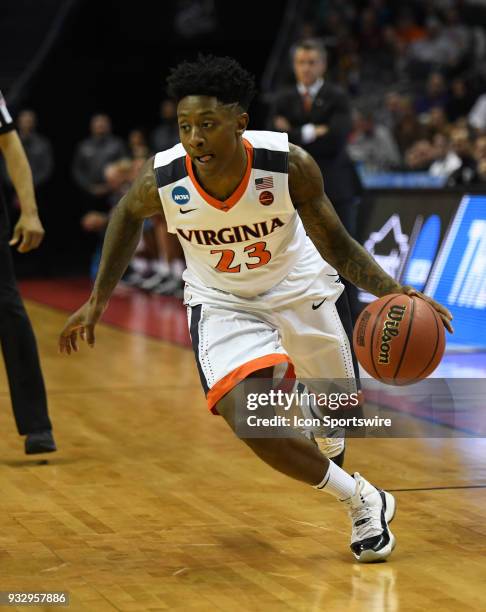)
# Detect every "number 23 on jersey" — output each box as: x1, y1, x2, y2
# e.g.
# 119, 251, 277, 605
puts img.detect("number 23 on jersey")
210, 241, 271, 273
